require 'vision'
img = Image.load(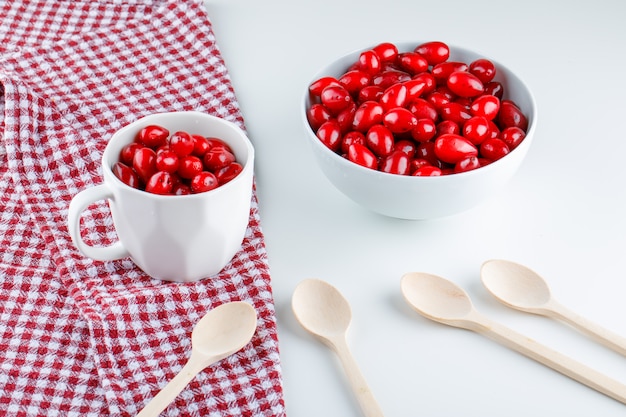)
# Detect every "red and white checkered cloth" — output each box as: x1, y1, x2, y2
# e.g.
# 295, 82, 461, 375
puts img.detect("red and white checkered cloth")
0, 1, 286, 416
